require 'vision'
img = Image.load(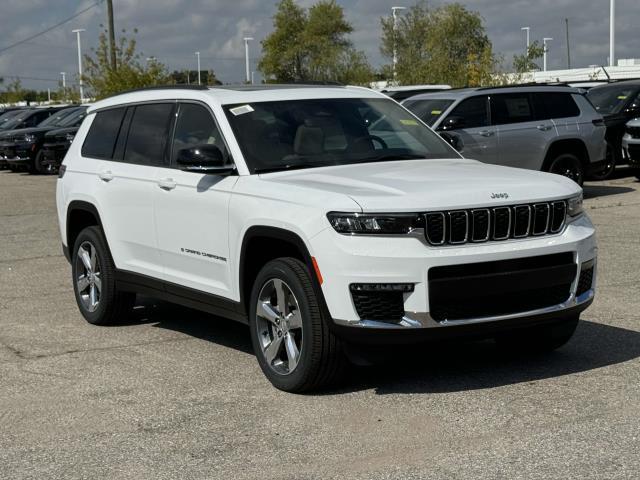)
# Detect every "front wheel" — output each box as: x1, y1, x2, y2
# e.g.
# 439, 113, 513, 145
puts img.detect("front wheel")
548, 153, 584, 186
71, 226, 135, 325
249, 257, 345, 392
